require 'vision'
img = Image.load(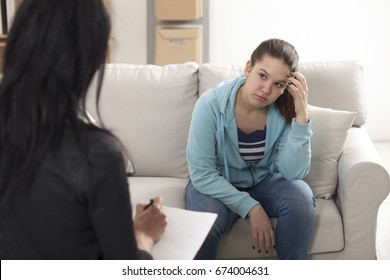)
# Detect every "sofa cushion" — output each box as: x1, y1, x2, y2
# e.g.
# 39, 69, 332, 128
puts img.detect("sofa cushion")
217, 199, 344, 259
304, 105, 356, 198
128, 177, 187, 209
86, 63, 199, 178
299, 61, 366, 127
199, 63, 243, 95
128, 177, 344, 259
